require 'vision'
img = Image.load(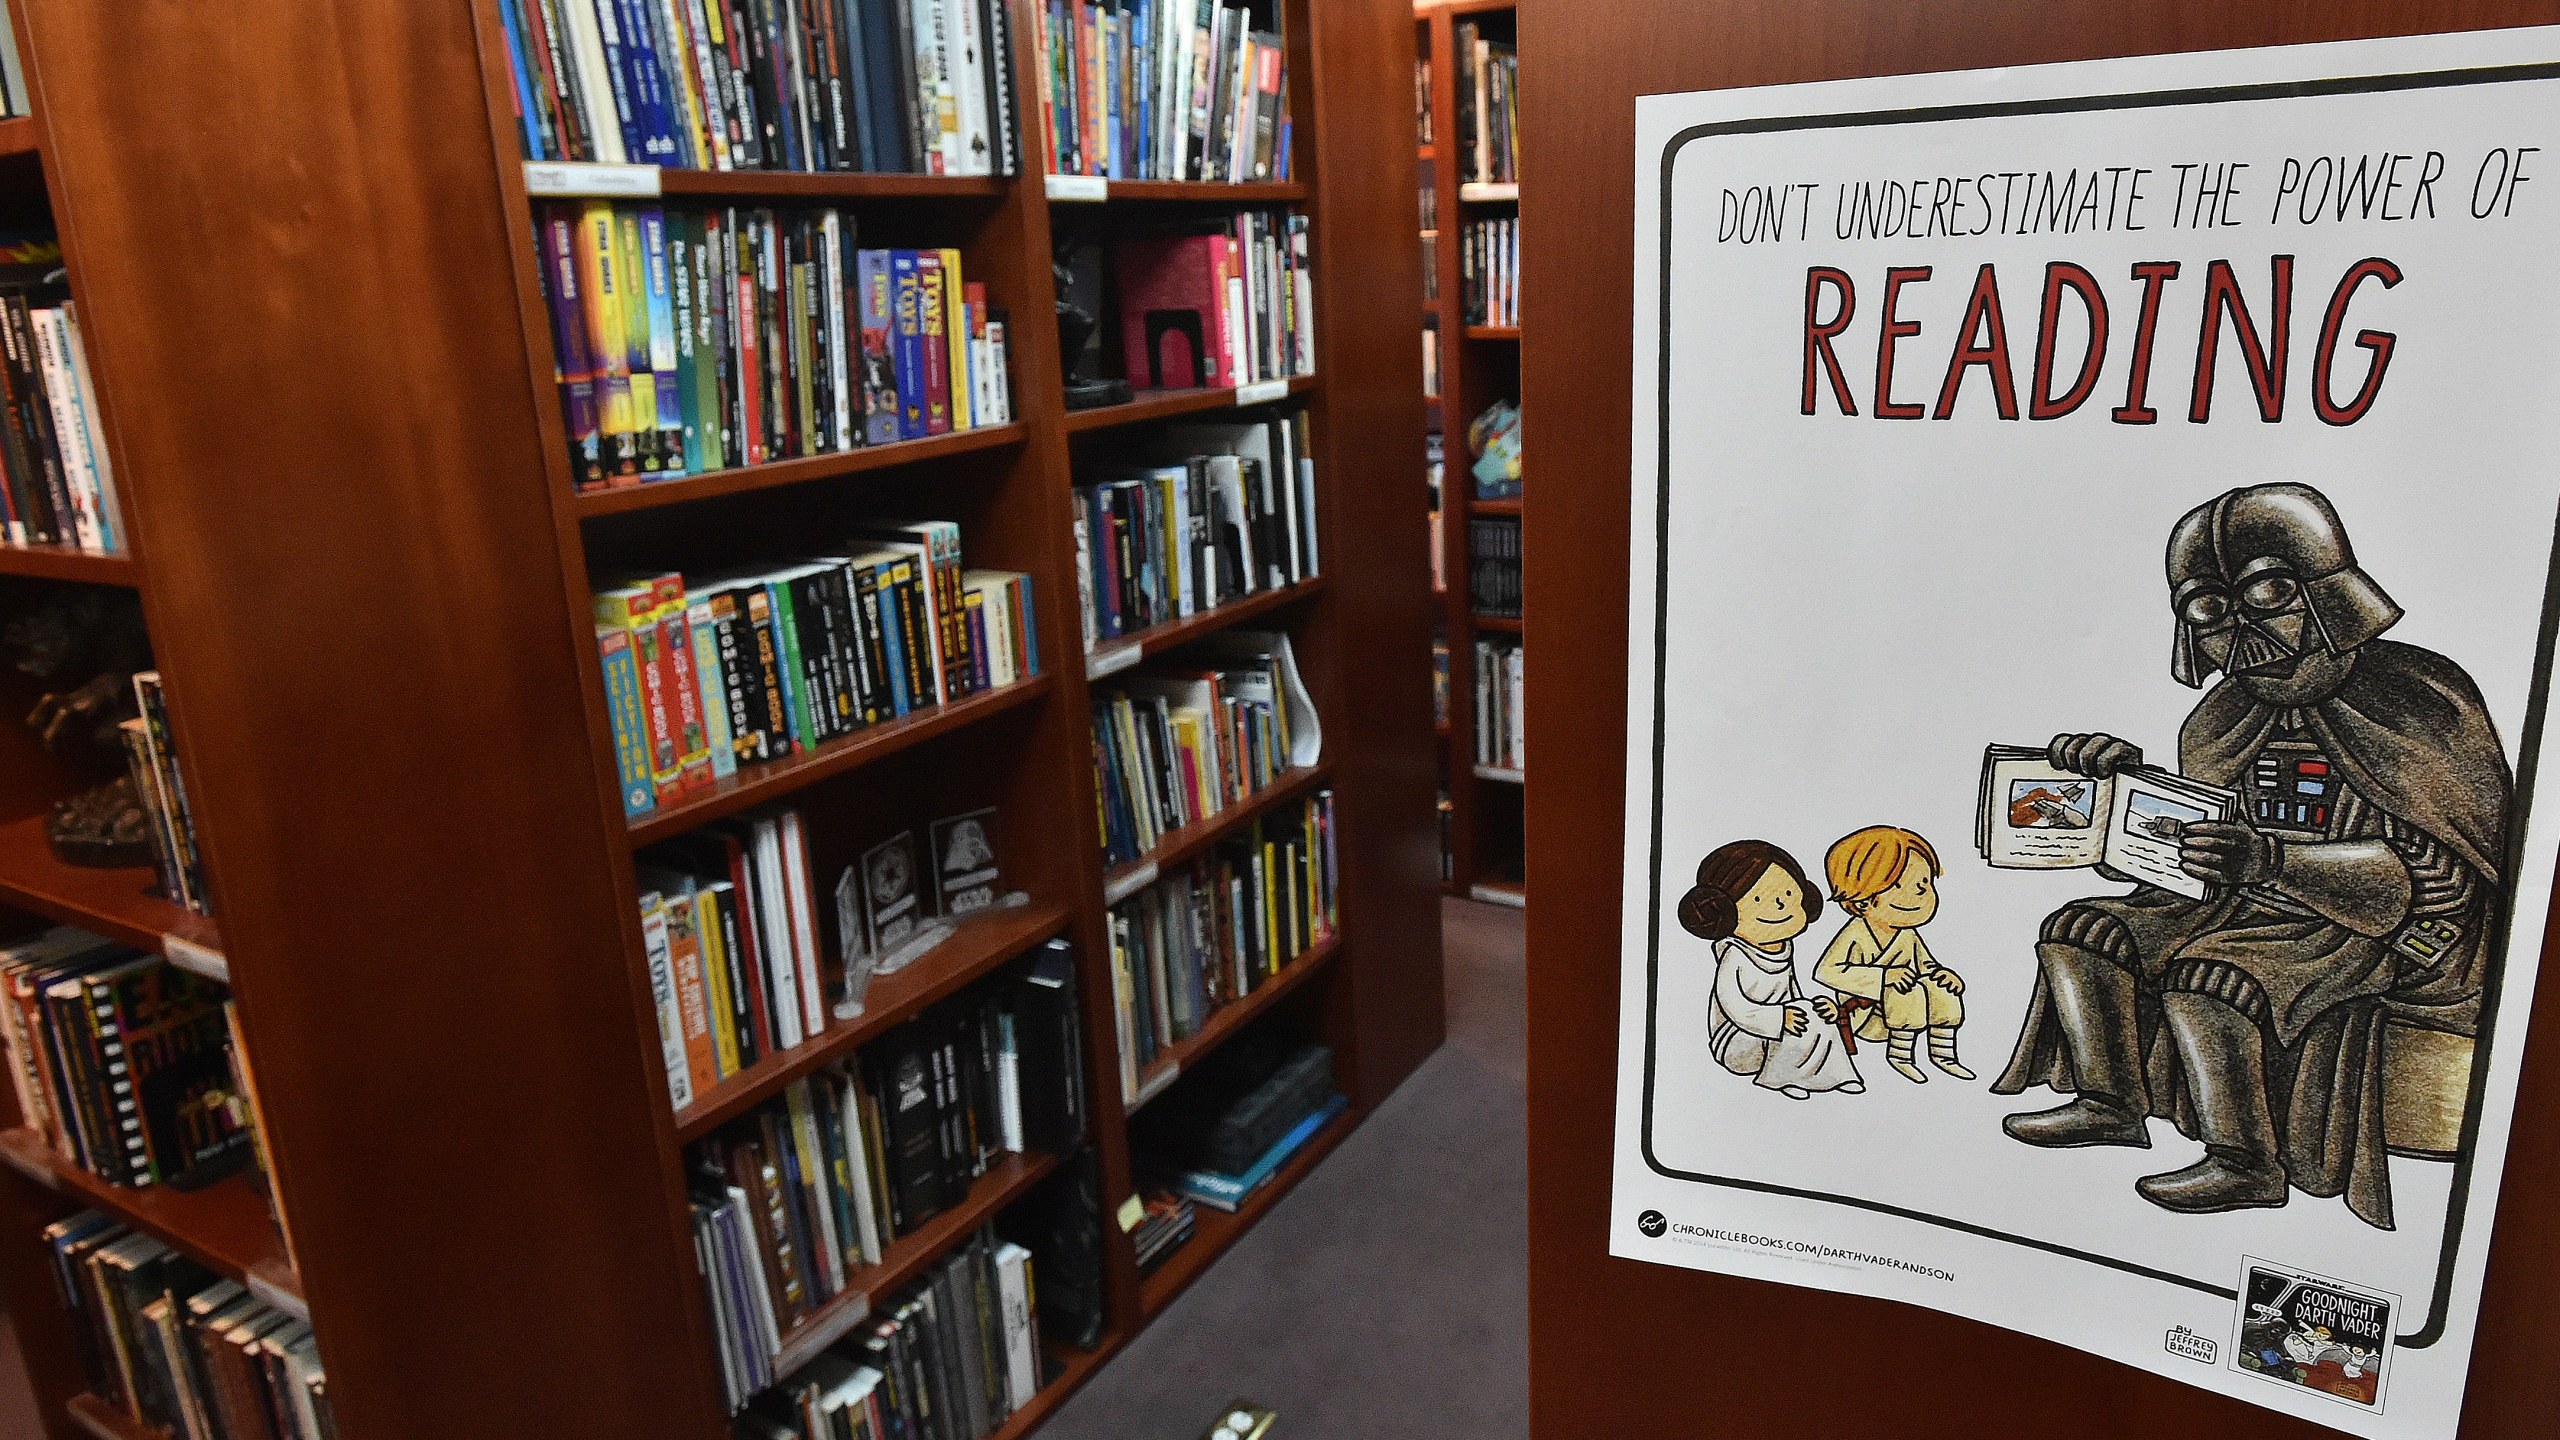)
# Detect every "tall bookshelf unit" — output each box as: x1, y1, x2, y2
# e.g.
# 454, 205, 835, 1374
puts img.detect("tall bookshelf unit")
1418, 0, 1522, 906
0, 2, 1444, 1437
